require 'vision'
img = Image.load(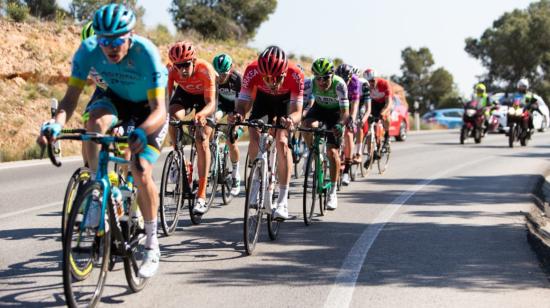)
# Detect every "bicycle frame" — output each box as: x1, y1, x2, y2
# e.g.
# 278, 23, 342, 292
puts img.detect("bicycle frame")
312, 132, 332, 194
